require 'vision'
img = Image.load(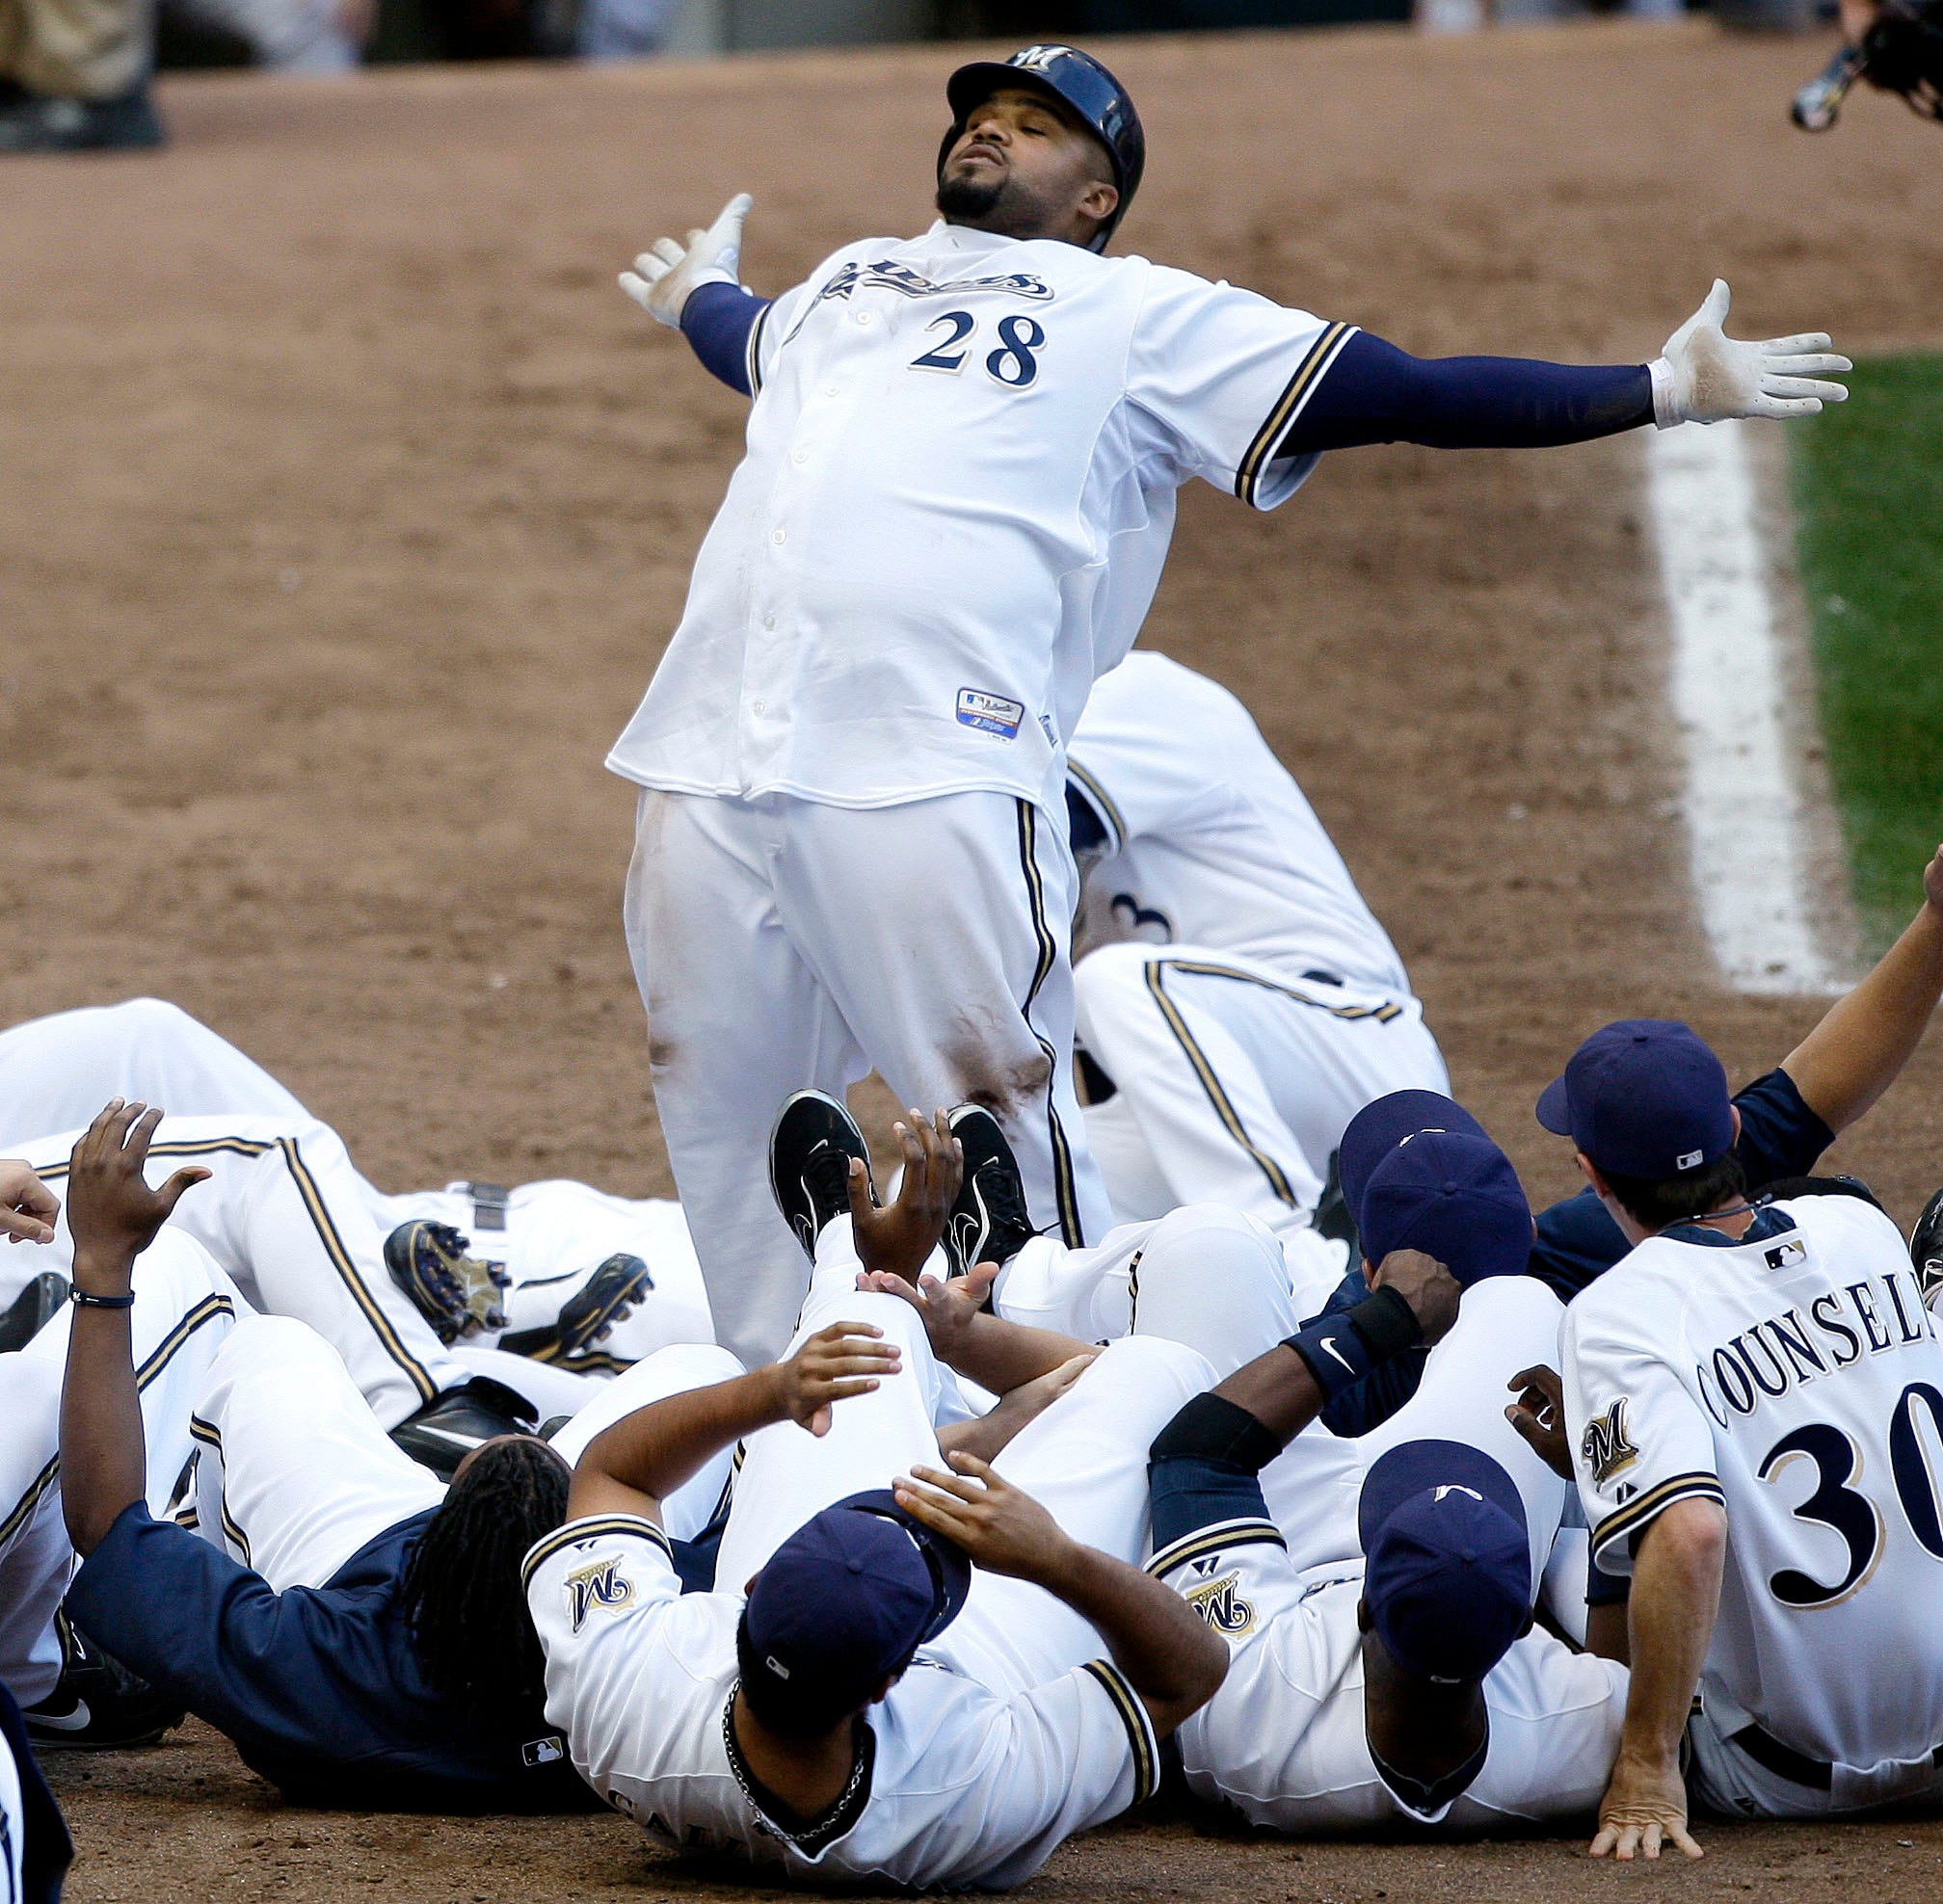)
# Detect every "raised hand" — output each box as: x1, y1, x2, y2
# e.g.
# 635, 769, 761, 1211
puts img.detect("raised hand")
770, 1320, 901, 1438
619, 193, 753, 329
1505, 1363, 1572, 1479
892, 1449, 1069, 1581
65, 1100, 208, 1292
849, 1108, 964, 1283
1370, 1247, 1462, 1345
0, 1159, 58, 1246
1656, 279, 1849, 425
